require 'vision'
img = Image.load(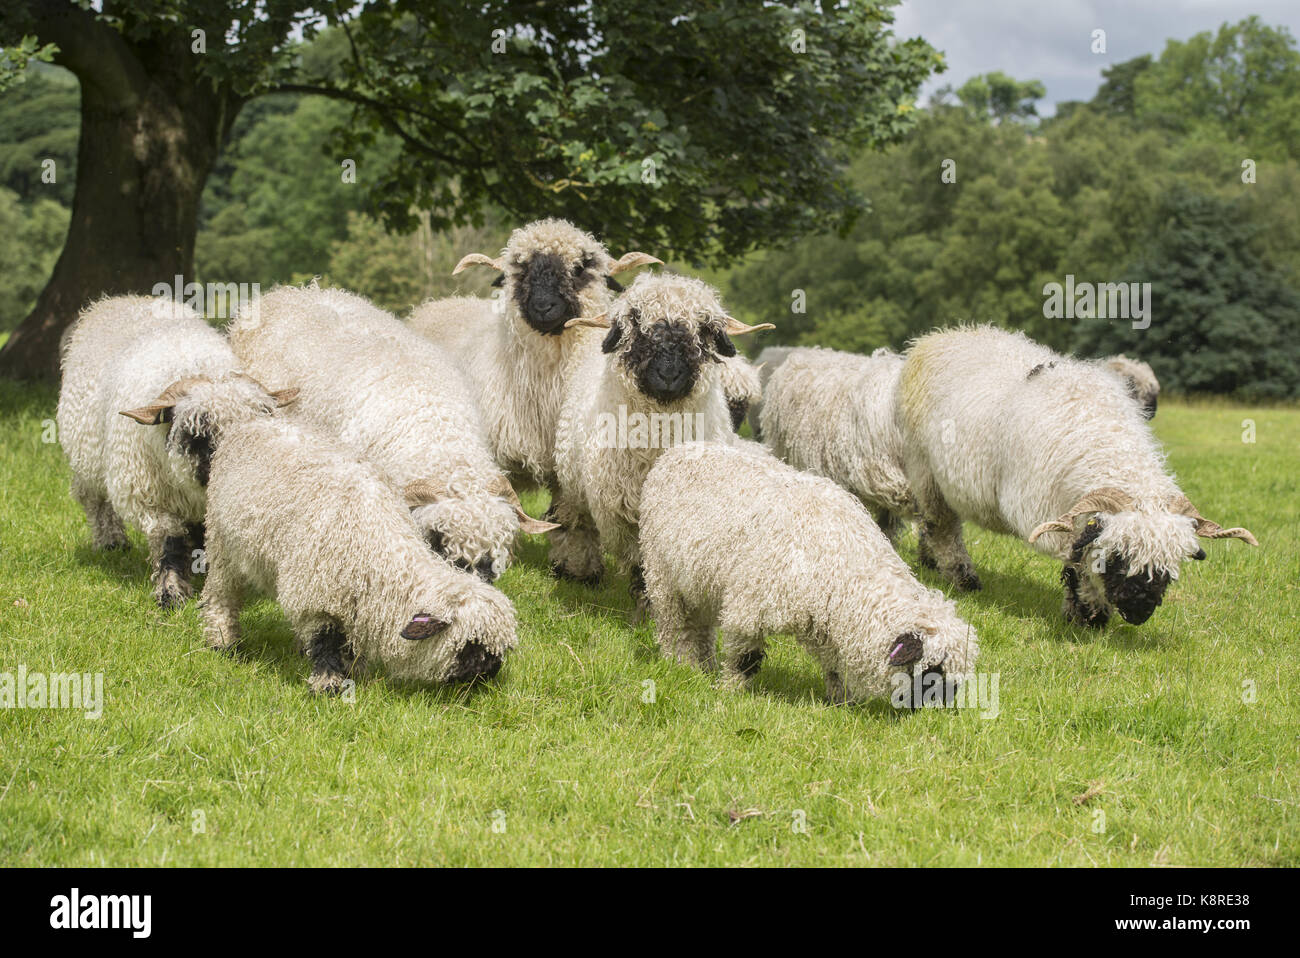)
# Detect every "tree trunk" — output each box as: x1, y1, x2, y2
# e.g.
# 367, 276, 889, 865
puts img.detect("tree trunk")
0, 7, 239, 382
